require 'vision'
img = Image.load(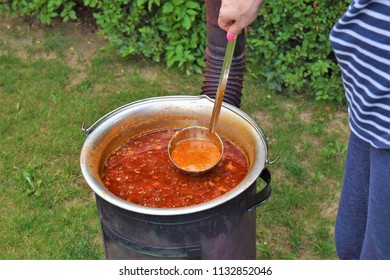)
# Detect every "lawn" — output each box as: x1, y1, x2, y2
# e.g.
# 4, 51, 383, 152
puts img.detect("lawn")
0, 15, 349, 259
